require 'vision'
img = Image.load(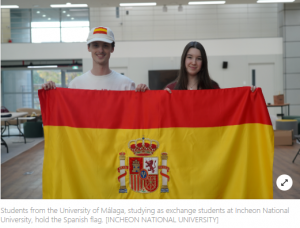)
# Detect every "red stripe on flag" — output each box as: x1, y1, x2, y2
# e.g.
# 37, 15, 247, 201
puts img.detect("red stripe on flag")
39, 88, 272, 128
